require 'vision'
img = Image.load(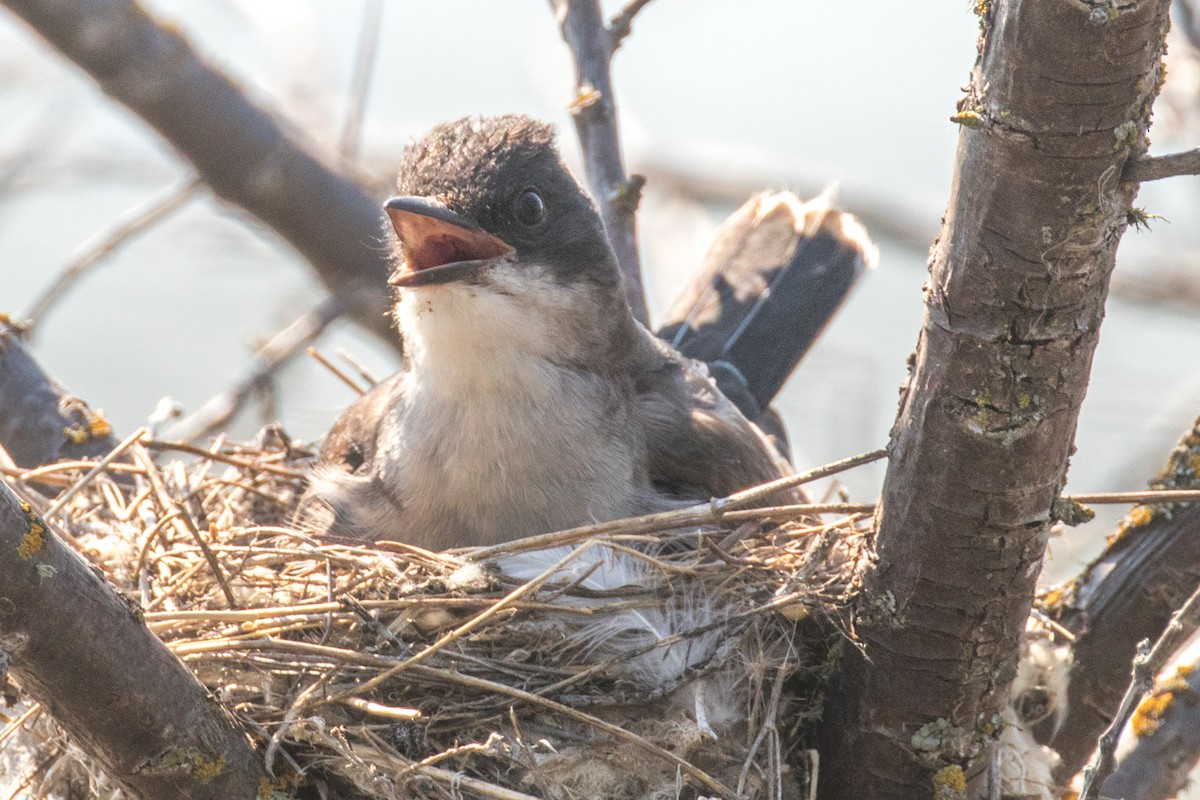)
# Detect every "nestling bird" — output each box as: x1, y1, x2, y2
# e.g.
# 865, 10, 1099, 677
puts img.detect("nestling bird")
304, 115, 797, 549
